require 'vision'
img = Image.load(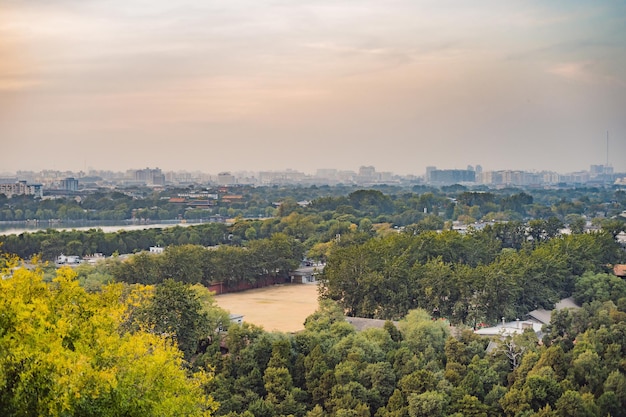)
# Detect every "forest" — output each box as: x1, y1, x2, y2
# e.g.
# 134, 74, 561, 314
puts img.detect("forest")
1, 184, 624, 227
2, 260, 626, 417
1, 184, 626, 416
1, 186, 625, 262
